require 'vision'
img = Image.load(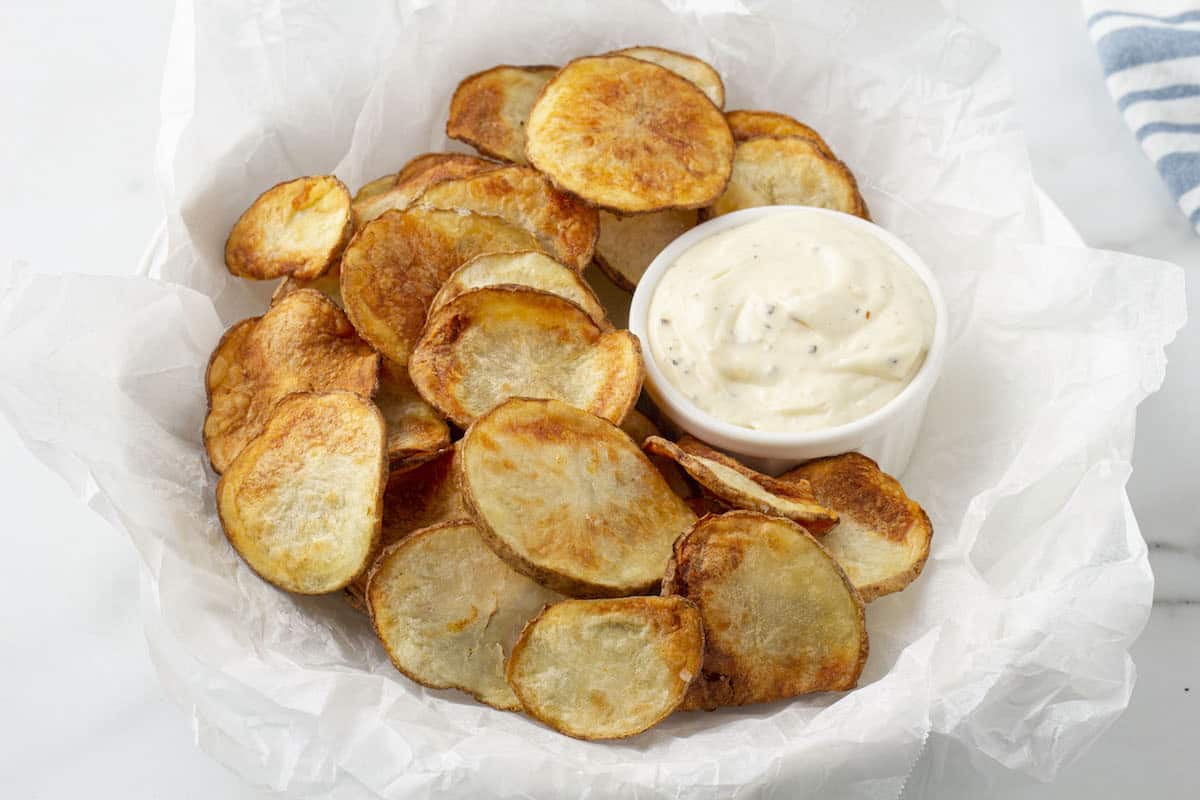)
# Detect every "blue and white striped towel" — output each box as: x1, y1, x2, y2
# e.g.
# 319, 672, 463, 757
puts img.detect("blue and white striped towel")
1085, 1, 1200, 232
